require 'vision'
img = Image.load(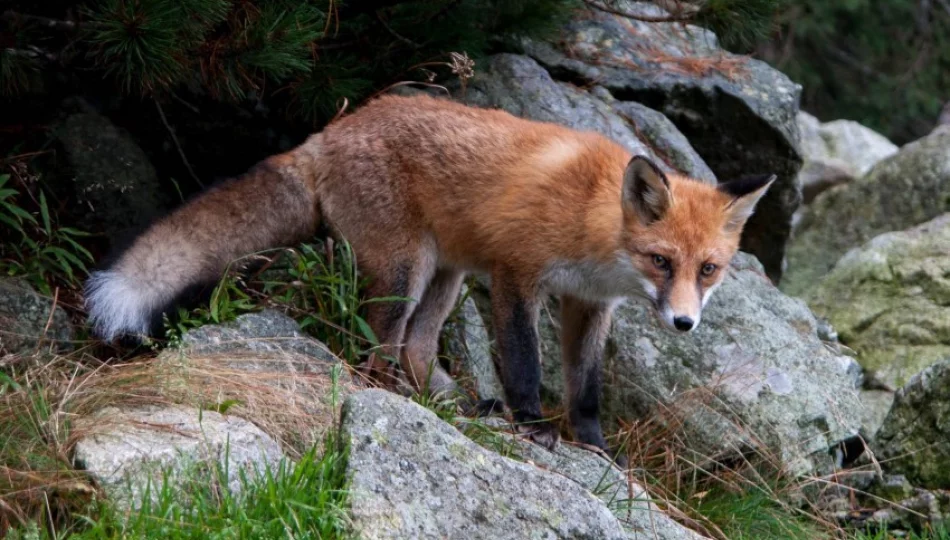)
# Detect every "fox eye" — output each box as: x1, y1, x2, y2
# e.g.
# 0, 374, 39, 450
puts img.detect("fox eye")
652, 254, 670, 270
701, 263, 717, 276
